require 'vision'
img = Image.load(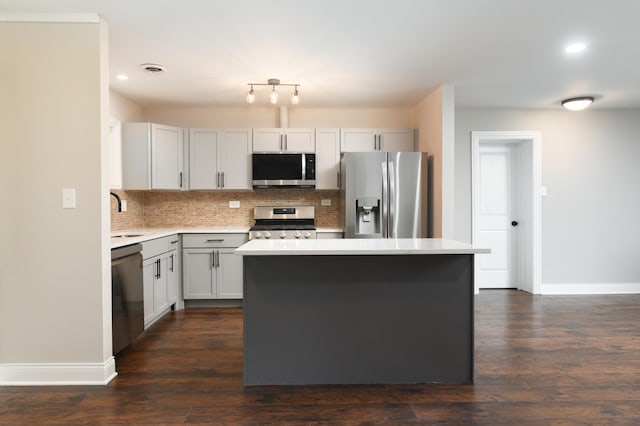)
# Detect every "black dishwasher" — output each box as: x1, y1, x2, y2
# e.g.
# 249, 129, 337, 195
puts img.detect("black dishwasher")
111, 244, 144, 355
